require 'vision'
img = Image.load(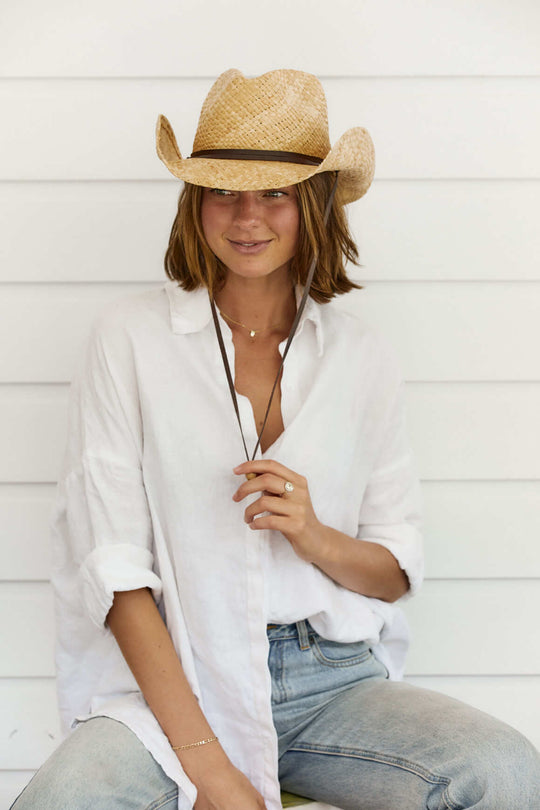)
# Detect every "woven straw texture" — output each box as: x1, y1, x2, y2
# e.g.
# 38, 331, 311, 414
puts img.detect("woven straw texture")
156, 69, 375, 204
